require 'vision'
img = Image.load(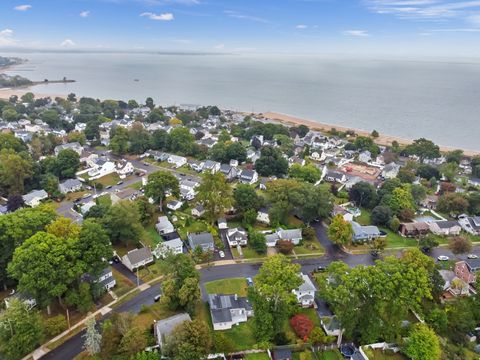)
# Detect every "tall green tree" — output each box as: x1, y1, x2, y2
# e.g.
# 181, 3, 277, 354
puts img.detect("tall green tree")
52, 149, 80, 179
405, 138, 440, 160
109, 127, 130, 155
0, 299, 44, 360
328, 214, 353, 246
77, 219, 113, 276
288, 163, 321, 183
164, 320, 212, 360
144, 171, 179, 209
196, 172, 233, 224
0, 148, 33, 195
102, 201, 143, 246
233, 184, 262, 213
404, 324, 441, 360
255, 146, 289, 177
83, 317, 102, 356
